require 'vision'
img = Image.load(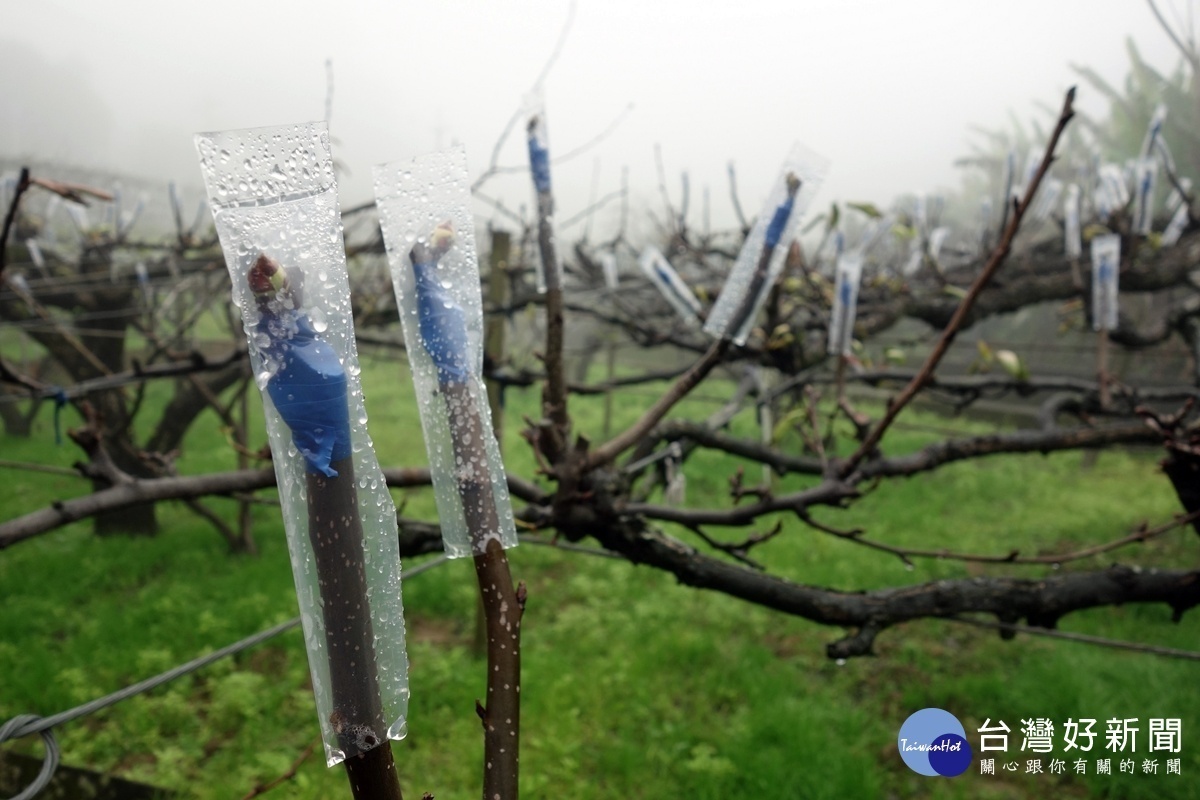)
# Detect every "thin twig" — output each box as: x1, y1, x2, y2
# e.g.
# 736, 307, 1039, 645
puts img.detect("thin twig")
839, 86, 1076, 479
944, 615, 1200, 661
803, 509, 1200, 567
240, 740, 318, 800
0, 167, 31, 277
1147, 0, 1199, 68
471, 0, 578, 194
584, 338, 729, 470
